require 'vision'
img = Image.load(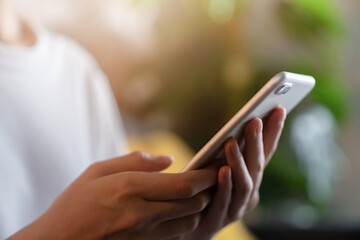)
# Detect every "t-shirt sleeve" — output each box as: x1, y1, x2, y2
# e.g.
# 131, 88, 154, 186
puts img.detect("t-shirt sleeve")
53, 31, 129, 161
87, 65, 129, 161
